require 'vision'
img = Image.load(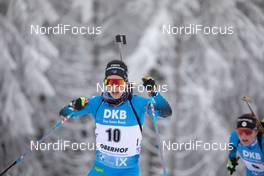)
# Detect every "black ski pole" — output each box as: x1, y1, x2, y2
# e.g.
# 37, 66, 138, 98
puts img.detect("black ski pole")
0, 161, 16, 176
115, 34, 126, 61
0, 115, 72, 176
